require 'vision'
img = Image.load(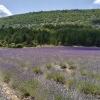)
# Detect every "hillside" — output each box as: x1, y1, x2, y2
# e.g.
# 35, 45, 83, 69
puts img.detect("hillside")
0, 9, 100, 27
0, 9, 100, 47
